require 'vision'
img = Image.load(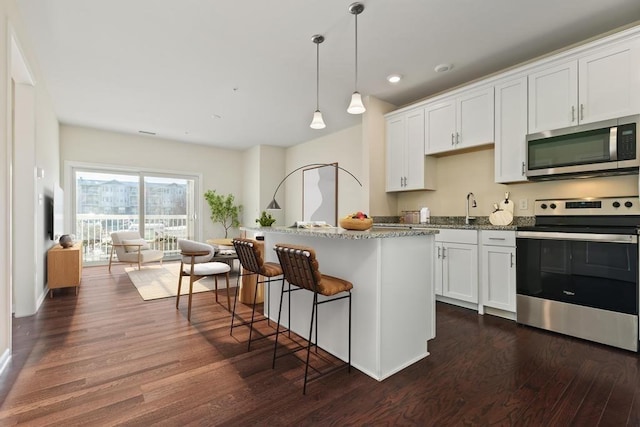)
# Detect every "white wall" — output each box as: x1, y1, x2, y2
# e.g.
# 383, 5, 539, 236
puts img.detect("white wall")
0, 0, 61, 375
398, 147, 639, 217
241, 145, 286, 227
60, 125, 245, 240
284, 125, 364, 225
362, 96, 397, 216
